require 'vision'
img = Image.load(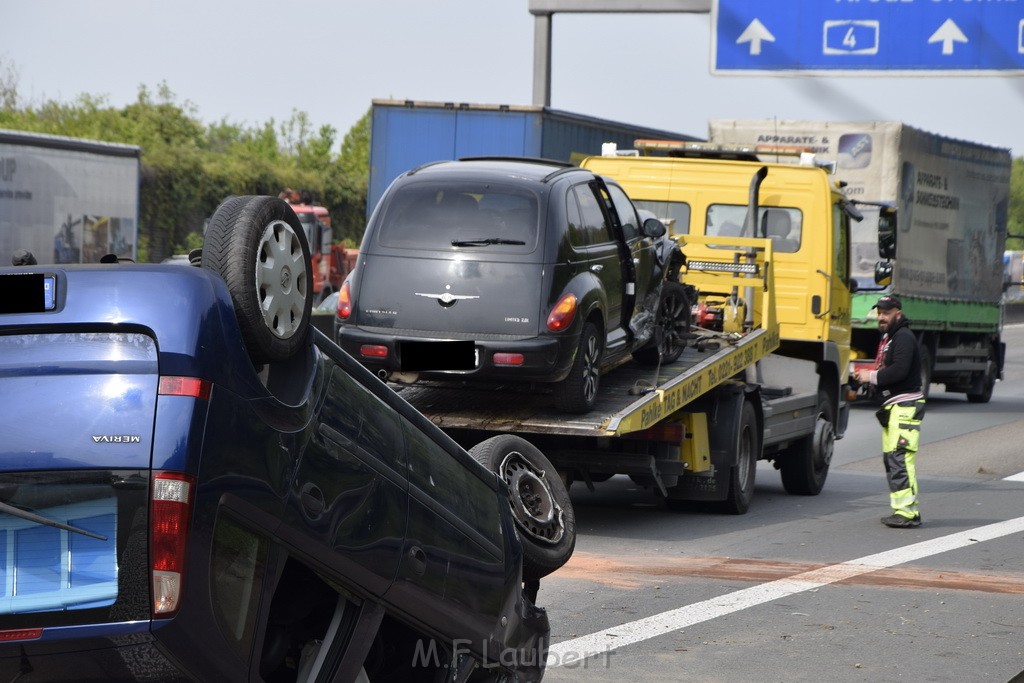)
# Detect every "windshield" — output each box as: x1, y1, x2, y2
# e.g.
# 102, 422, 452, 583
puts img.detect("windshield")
376, 182, 539, 253
706, 204, 803, 253
633, 199, 690, 236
